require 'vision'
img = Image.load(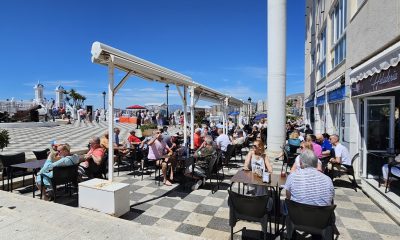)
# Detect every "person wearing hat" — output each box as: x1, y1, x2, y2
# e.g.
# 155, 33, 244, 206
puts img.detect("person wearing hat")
36, 143, 79, 200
